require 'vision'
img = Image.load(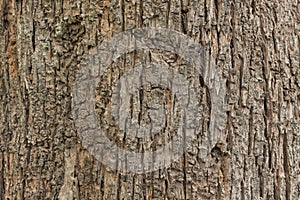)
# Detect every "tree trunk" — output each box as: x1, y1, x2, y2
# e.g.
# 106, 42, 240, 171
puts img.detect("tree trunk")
0, 0, 299, 199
